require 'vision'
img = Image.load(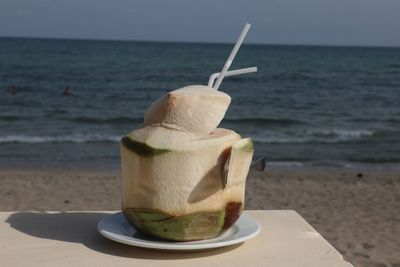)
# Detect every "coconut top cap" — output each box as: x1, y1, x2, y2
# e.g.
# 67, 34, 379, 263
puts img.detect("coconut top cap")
144, 85, 231, 135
